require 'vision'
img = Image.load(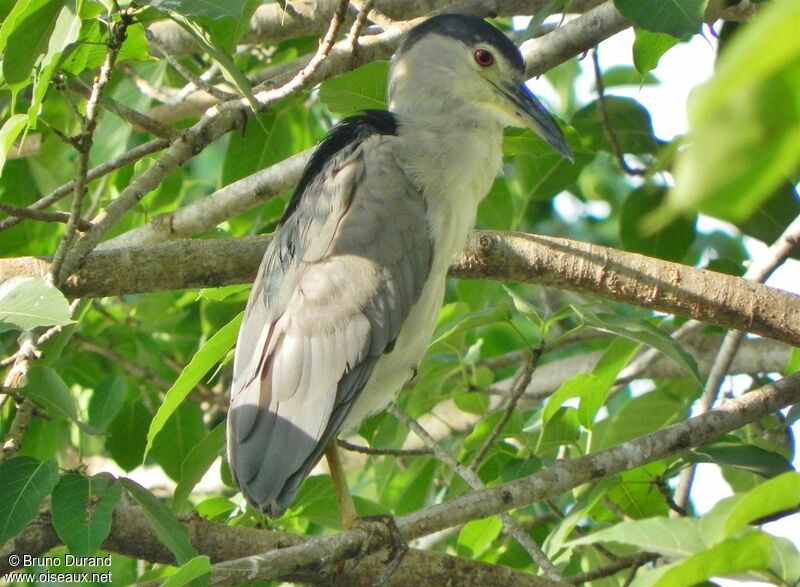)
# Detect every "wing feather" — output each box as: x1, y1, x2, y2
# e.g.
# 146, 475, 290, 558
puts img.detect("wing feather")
227, 131, 432, 515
